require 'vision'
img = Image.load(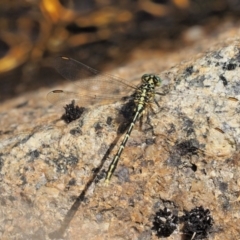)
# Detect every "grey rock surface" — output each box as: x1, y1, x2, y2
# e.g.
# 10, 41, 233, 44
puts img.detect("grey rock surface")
1, 38, 240, 239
